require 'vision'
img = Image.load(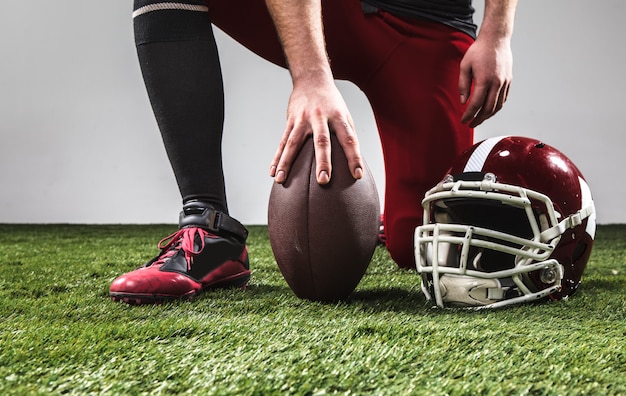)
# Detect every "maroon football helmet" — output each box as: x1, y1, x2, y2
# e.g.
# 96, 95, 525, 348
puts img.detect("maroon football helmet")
415, 136, 596, 308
